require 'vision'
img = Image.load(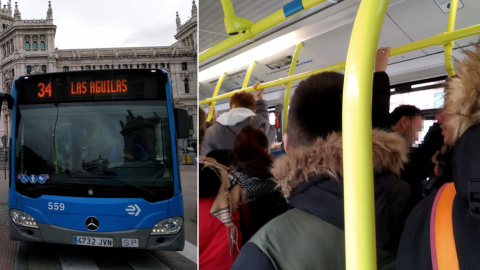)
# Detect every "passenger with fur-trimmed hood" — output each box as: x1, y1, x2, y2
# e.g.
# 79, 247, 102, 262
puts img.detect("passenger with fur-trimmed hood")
232, 71, 411, 270
396, 46, 480, 269
200, 83, 276, 156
